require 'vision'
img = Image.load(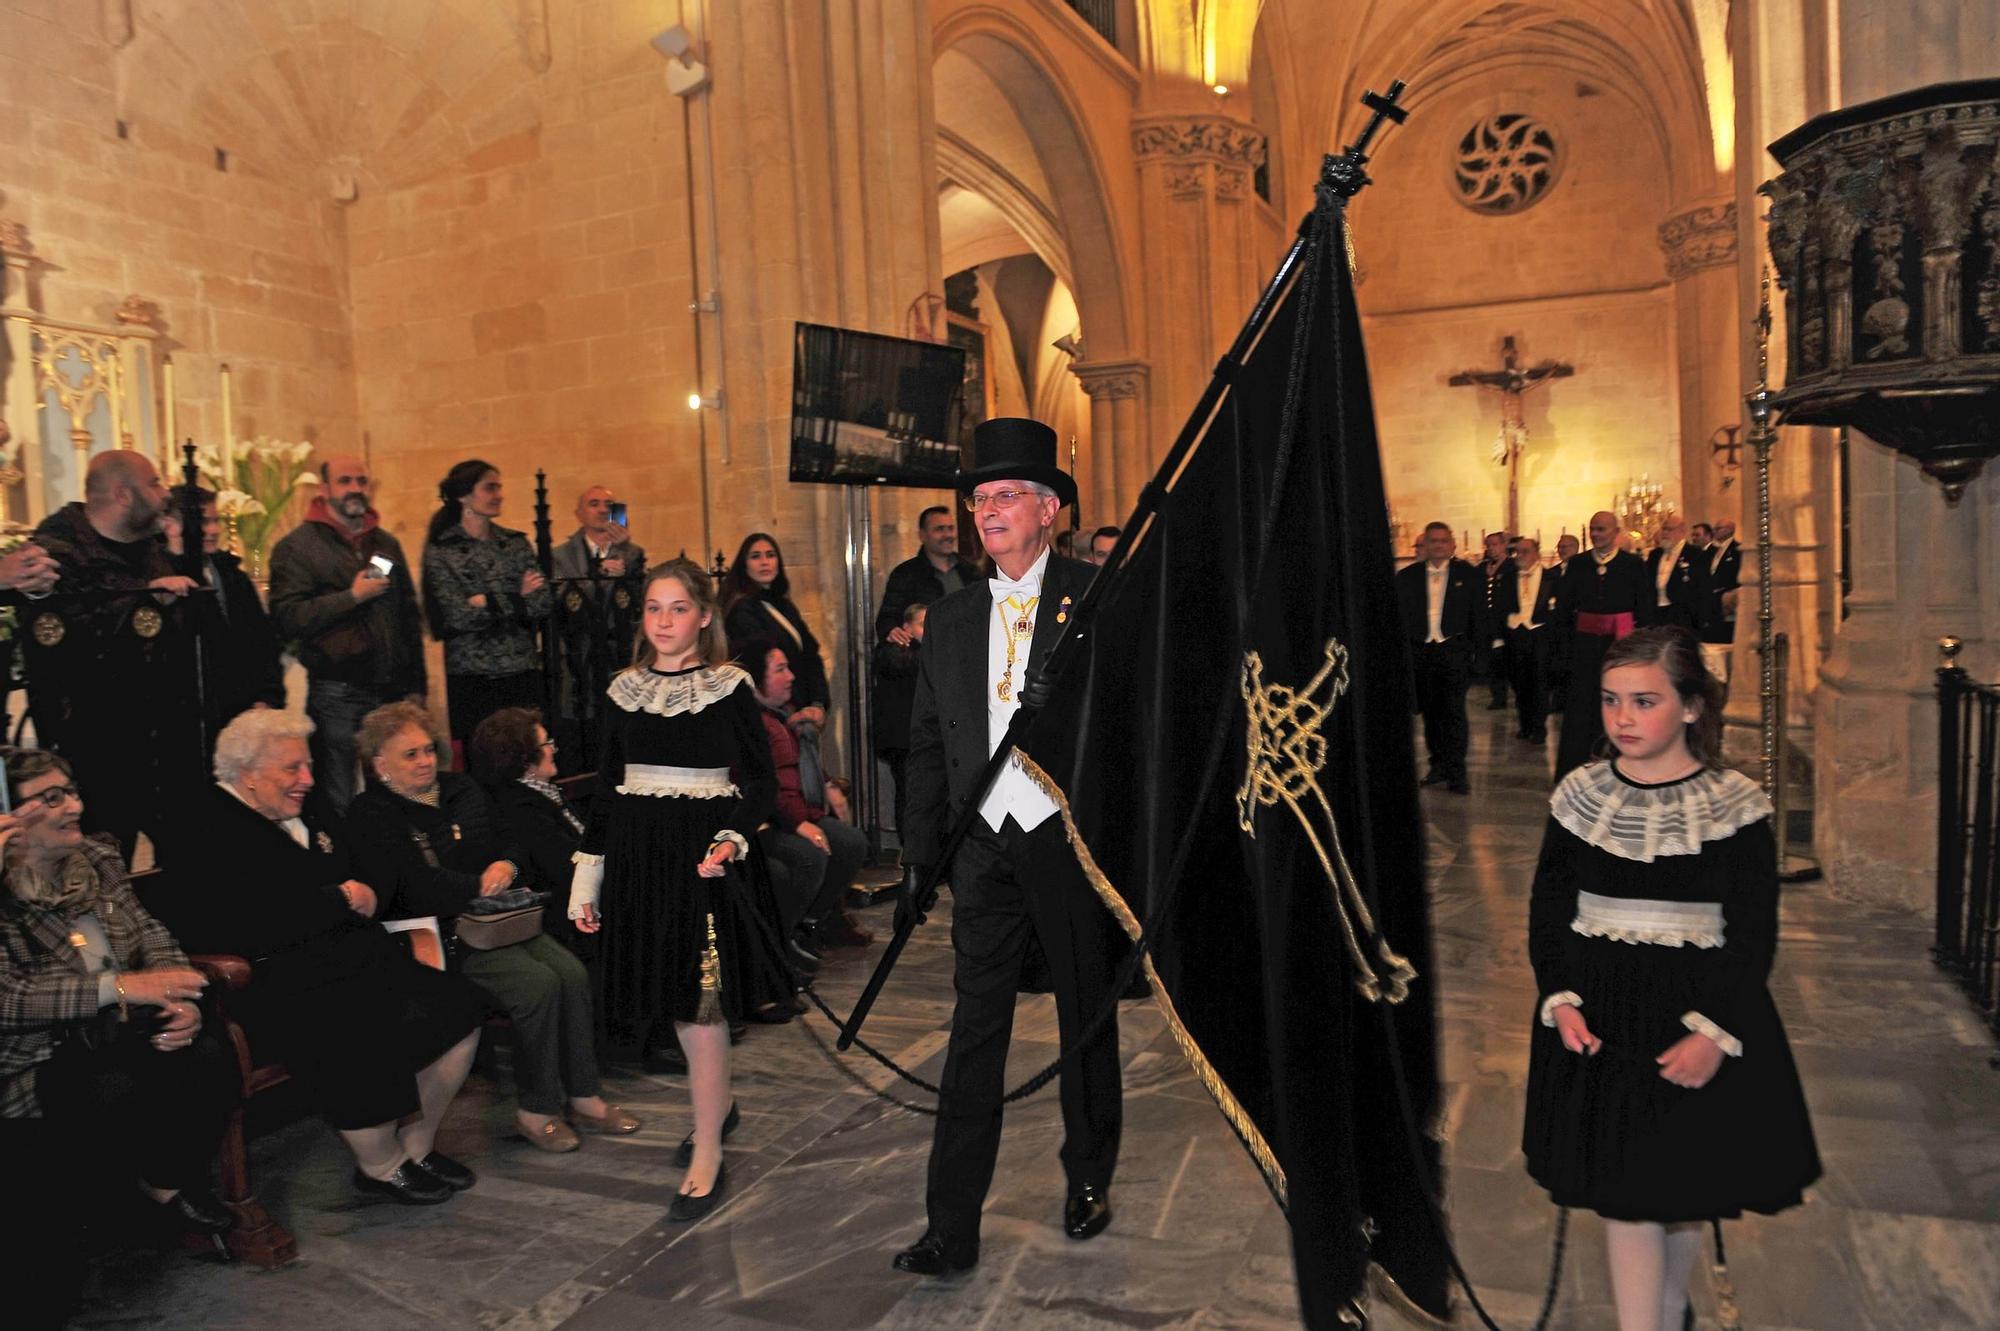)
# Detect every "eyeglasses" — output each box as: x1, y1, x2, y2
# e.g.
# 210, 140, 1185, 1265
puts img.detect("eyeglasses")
963, 489, 1039, 513
17, 783, 80, 811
